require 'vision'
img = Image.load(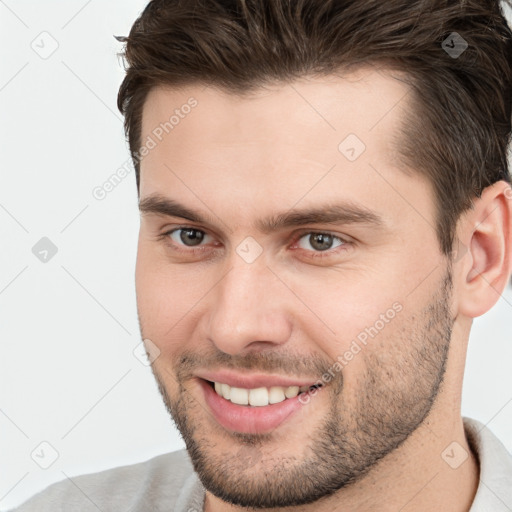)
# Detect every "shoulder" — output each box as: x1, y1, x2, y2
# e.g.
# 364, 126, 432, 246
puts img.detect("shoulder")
10, 449, 197, 512
464, 417, 512, 511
